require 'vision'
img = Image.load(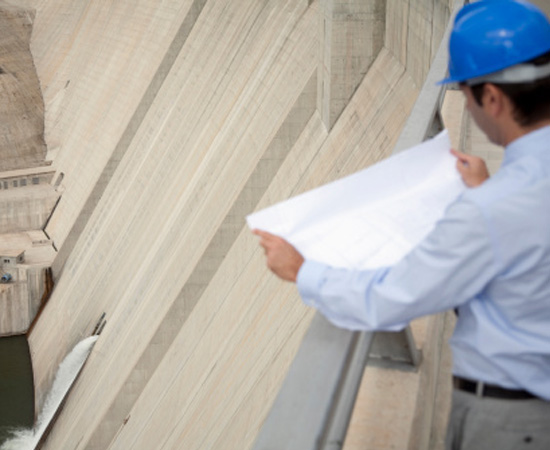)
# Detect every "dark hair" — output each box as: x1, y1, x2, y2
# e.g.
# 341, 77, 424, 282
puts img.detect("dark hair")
467, 51, 550, 126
